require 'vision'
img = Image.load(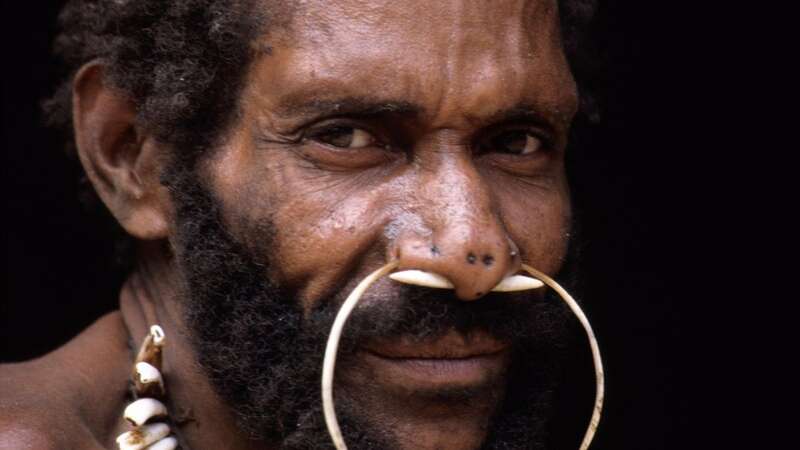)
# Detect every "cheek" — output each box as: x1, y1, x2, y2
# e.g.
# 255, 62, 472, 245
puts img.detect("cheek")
260, 168, 399, 309
495, 179, 572, 274
271, 192, 378, 300
204, 125, 397, 311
